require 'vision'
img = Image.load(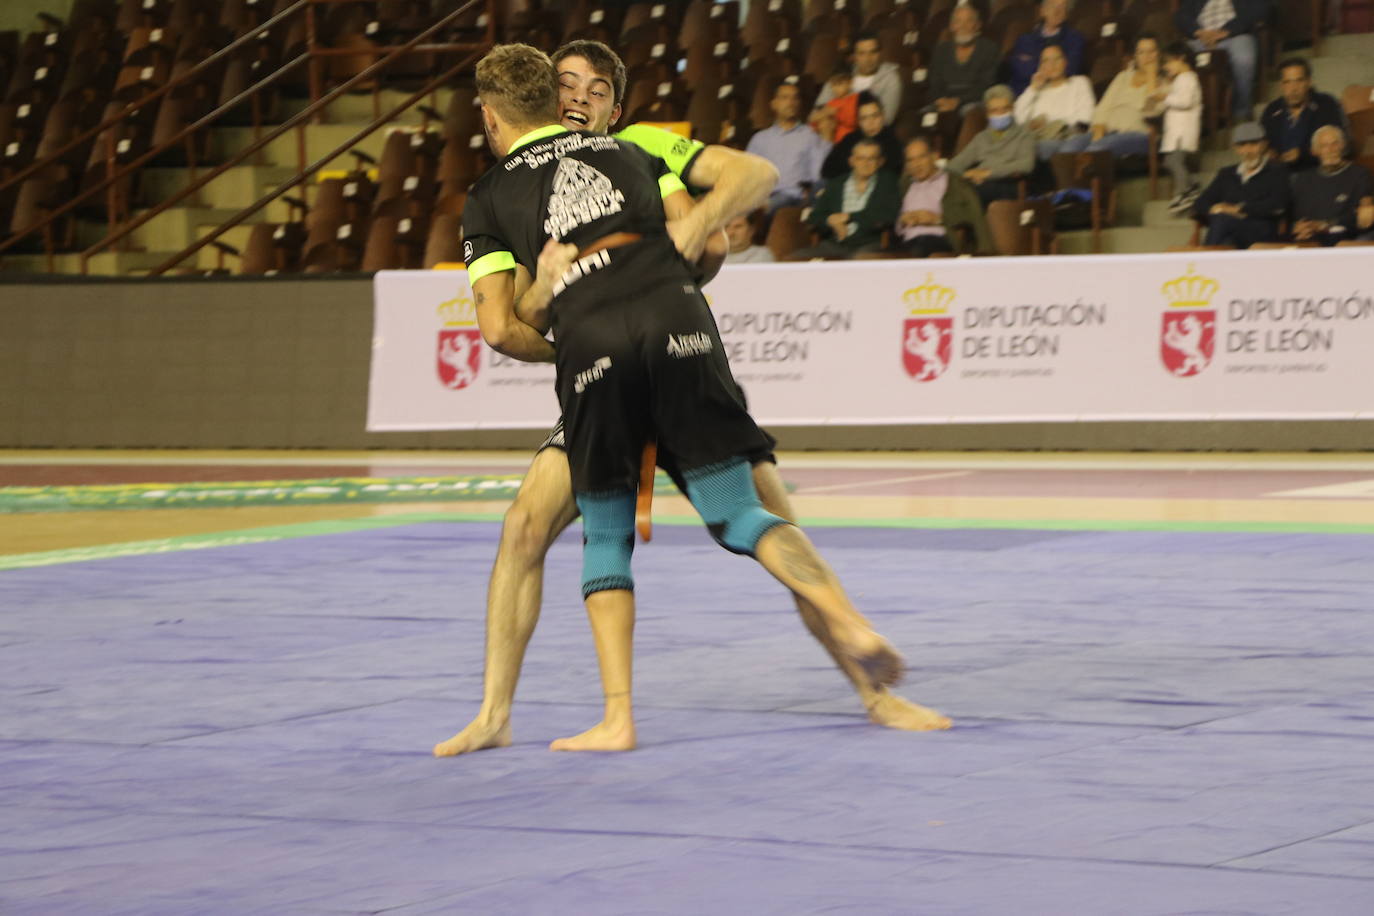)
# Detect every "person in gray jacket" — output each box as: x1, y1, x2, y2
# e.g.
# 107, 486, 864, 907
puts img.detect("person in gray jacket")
945, 84, 1036, 205
812, 30, 903, 127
